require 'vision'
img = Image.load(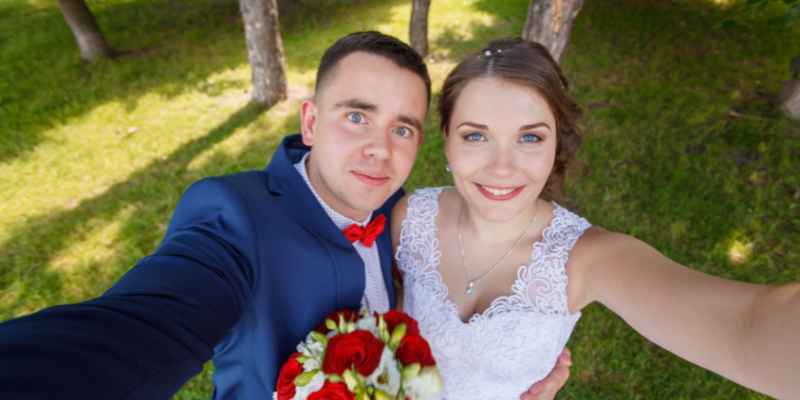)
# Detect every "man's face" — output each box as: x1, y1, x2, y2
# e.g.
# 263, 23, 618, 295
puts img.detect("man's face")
301, 52, 428, 221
